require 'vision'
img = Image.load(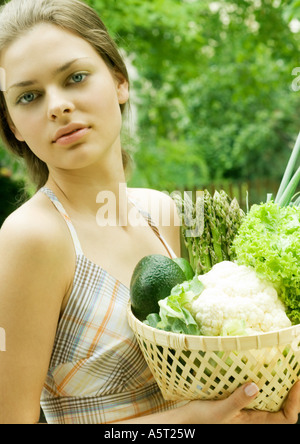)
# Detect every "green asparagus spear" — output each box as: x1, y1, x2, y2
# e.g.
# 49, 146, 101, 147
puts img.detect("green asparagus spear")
173, 192, 197, 272
204, 190, 223, 264
213, 190, 231, 261
226, 197, 245, 260
172, 188, 245, 274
